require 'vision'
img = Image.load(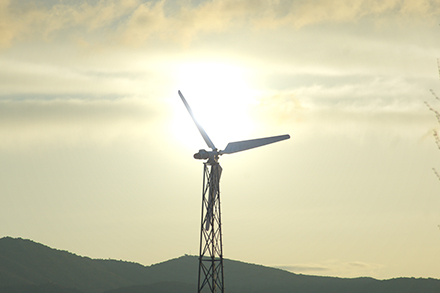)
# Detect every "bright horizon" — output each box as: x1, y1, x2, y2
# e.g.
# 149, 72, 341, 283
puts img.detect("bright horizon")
1, 0, 440, 280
